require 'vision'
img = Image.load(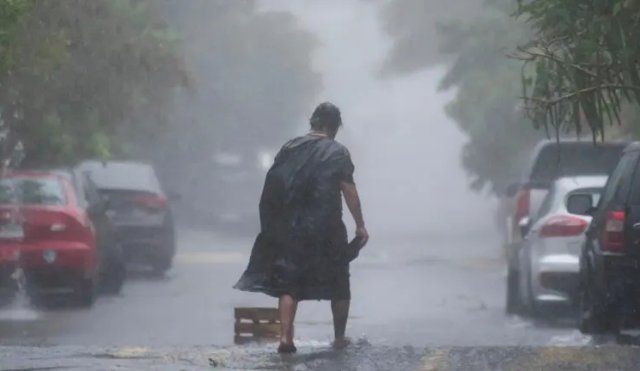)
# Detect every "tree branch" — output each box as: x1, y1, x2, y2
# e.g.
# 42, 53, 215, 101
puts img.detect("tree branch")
523, 84, 640, 105
512, 46, 601, 78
